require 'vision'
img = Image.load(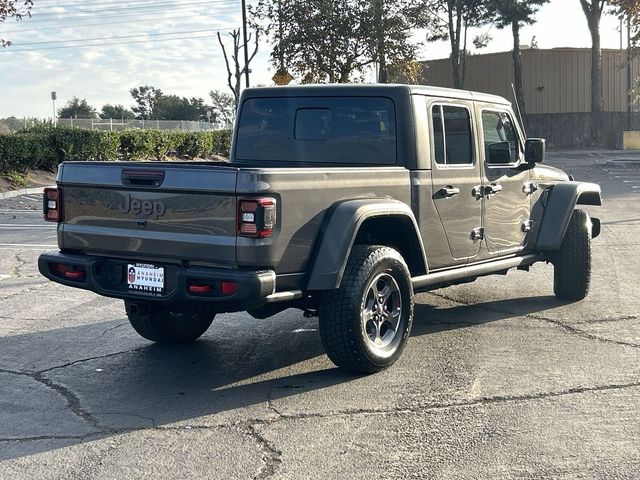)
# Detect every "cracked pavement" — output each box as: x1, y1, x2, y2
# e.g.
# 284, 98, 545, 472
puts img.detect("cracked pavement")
0, 153, 639, 479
